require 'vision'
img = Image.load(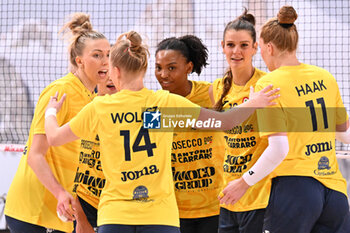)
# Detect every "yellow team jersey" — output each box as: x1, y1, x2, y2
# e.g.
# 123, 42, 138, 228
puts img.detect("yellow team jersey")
213, 68, 272, 212
256, 63, 348, 196
73, 133, 104, 209
69, 88, 201, 227
5, 73, 96, 232
172, 81, 225, 218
